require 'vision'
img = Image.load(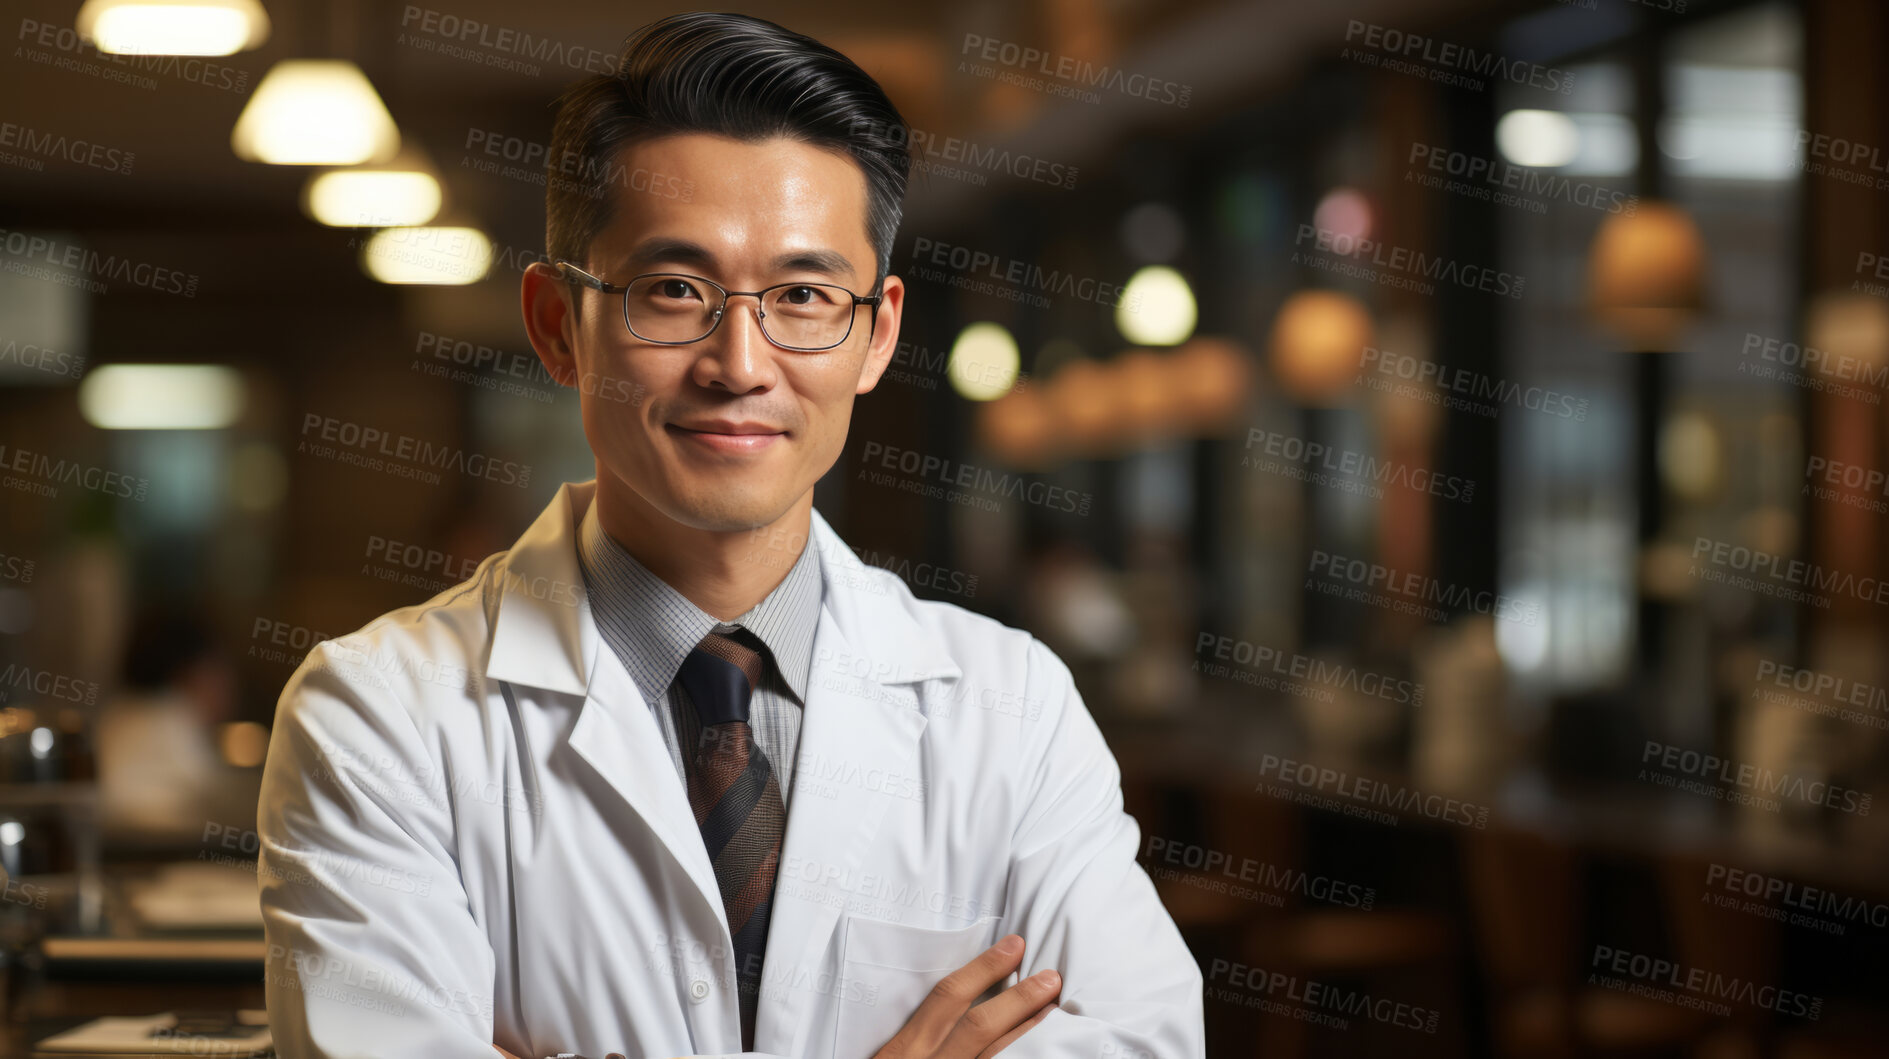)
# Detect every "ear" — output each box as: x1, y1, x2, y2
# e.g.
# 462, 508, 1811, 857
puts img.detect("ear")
854, 273, 905, 396
522, 262, 581, 387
